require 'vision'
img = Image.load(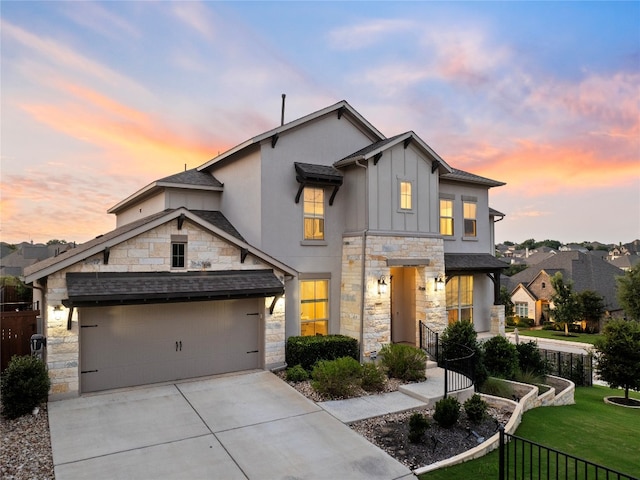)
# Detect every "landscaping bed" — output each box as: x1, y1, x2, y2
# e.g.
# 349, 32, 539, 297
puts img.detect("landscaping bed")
350, 405, 513, 470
